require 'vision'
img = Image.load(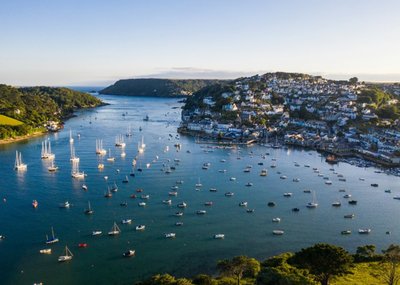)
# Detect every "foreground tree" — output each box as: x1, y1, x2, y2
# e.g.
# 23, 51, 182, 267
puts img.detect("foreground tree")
381, 244, 400, 285
217, 256, 260, 285
289, 243, 353, 285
